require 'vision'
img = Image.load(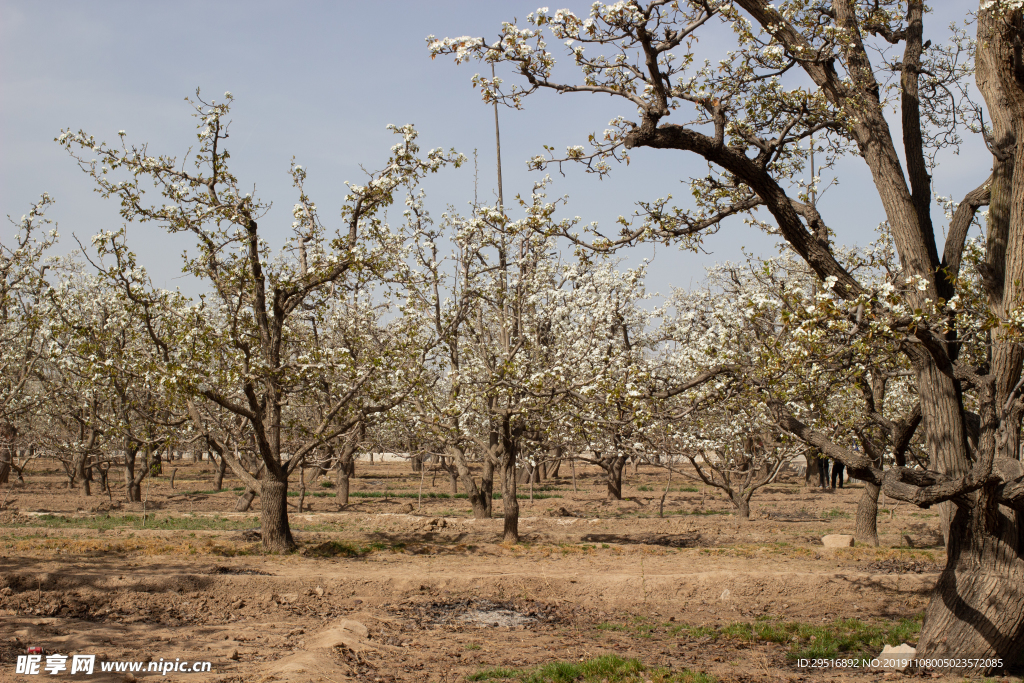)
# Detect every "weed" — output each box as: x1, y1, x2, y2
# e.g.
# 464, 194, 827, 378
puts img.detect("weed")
592, 615, 922, 663
4, 514, 253, 532
467, 655, 714, 683
717, 615, 924, 661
